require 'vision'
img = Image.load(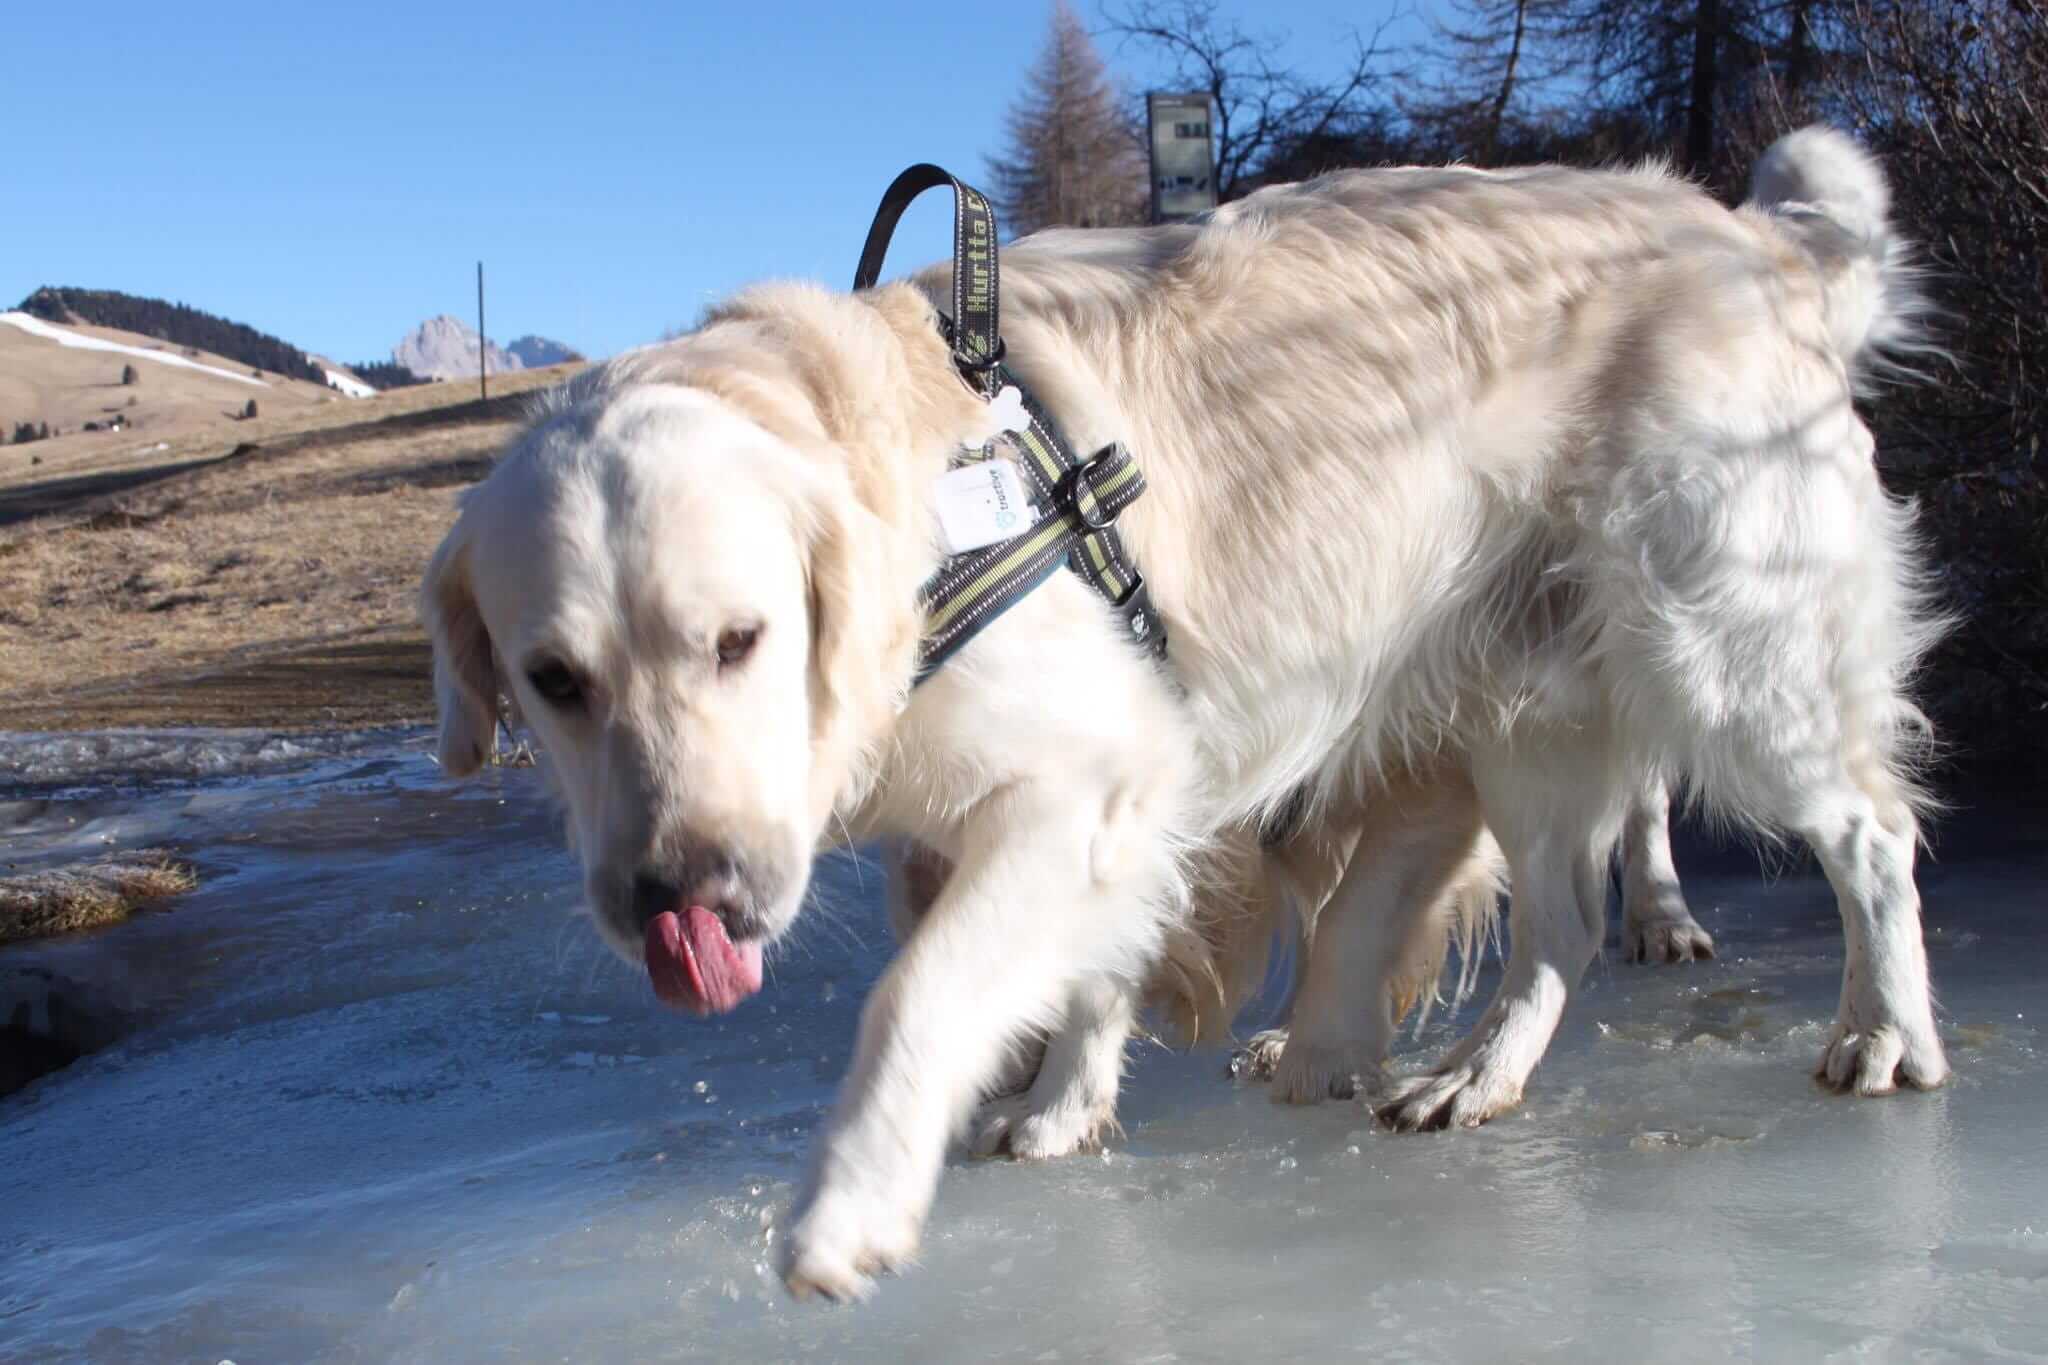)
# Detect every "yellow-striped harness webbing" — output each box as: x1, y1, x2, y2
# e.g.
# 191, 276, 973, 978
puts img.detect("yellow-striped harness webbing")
851, 164, 1168, 684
